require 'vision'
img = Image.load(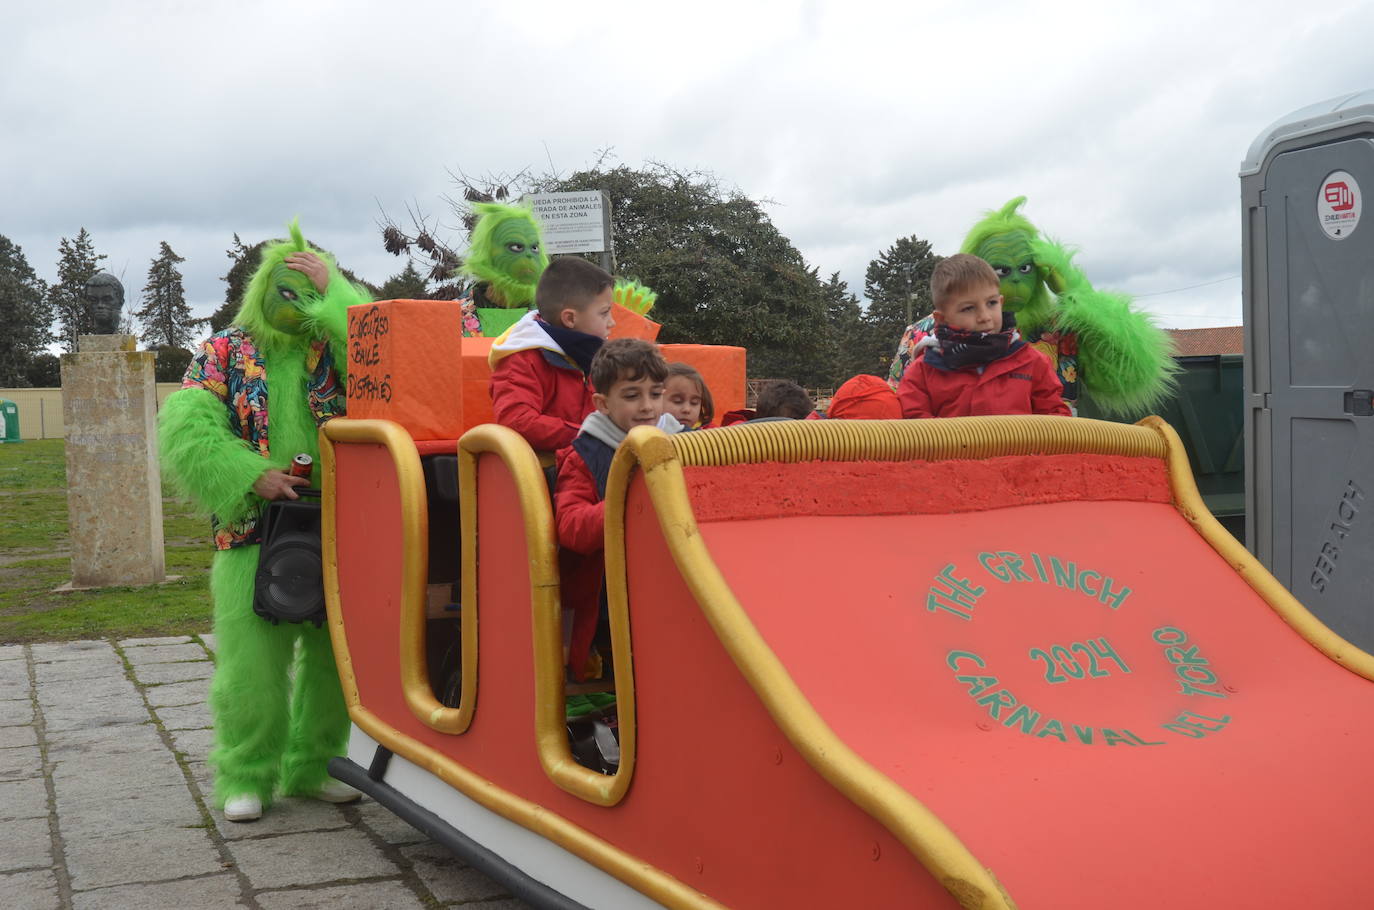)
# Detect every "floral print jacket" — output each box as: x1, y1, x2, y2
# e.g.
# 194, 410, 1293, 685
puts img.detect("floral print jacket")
182, 328, 344, 549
